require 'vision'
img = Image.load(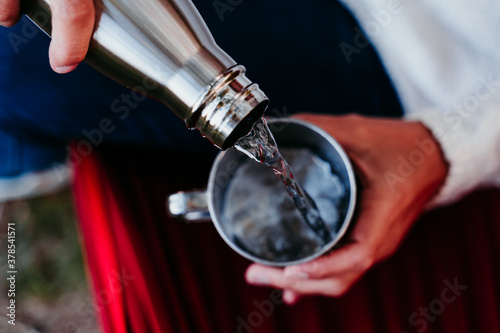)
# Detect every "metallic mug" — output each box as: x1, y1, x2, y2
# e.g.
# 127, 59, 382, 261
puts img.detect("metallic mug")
168, 118, 357, 266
